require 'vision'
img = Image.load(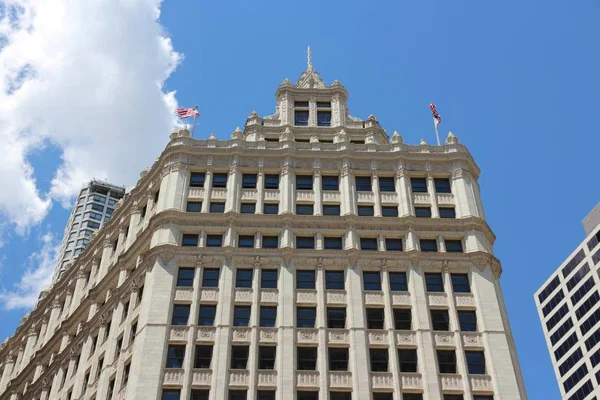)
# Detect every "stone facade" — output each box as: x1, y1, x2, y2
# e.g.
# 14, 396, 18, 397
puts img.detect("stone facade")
535, 203, 600, 400
0, 62, 527, 400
